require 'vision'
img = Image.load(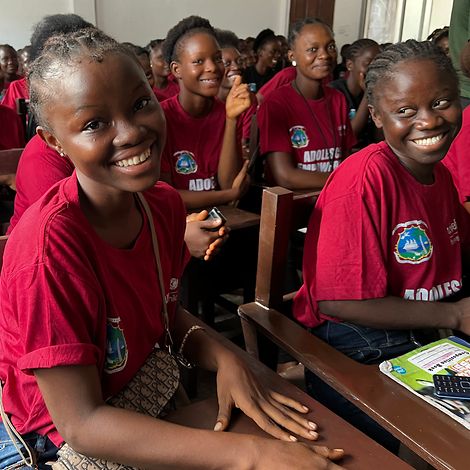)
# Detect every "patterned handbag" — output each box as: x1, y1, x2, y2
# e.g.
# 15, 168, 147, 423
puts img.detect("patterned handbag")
51, 193, 182, 470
